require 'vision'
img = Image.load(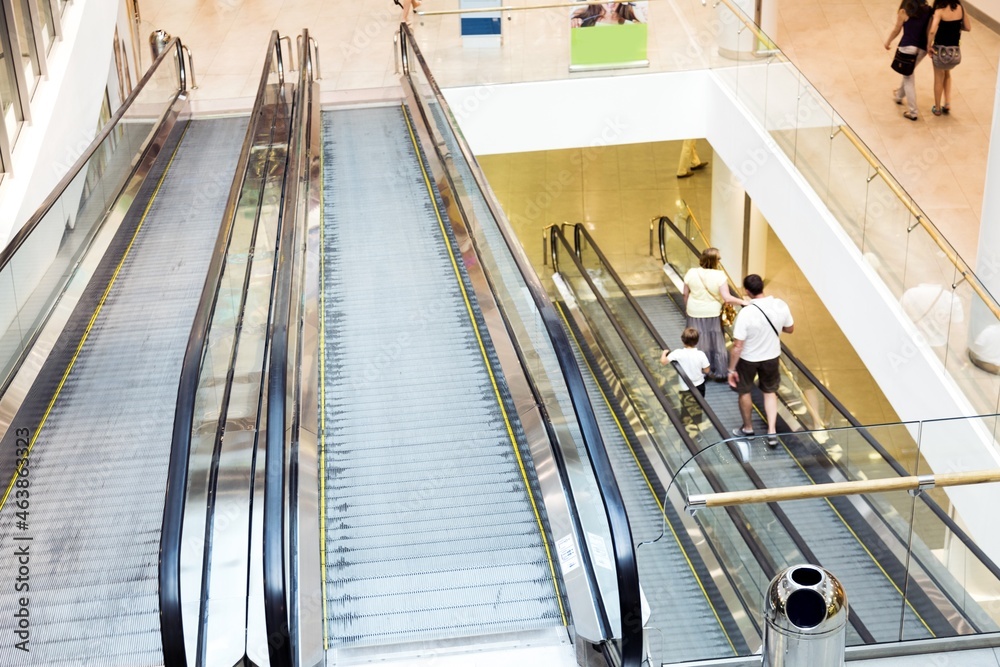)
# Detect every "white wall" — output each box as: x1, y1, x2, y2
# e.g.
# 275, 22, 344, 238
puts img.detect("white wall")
444, 70, 1000, 562
0, 0, 119, 244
